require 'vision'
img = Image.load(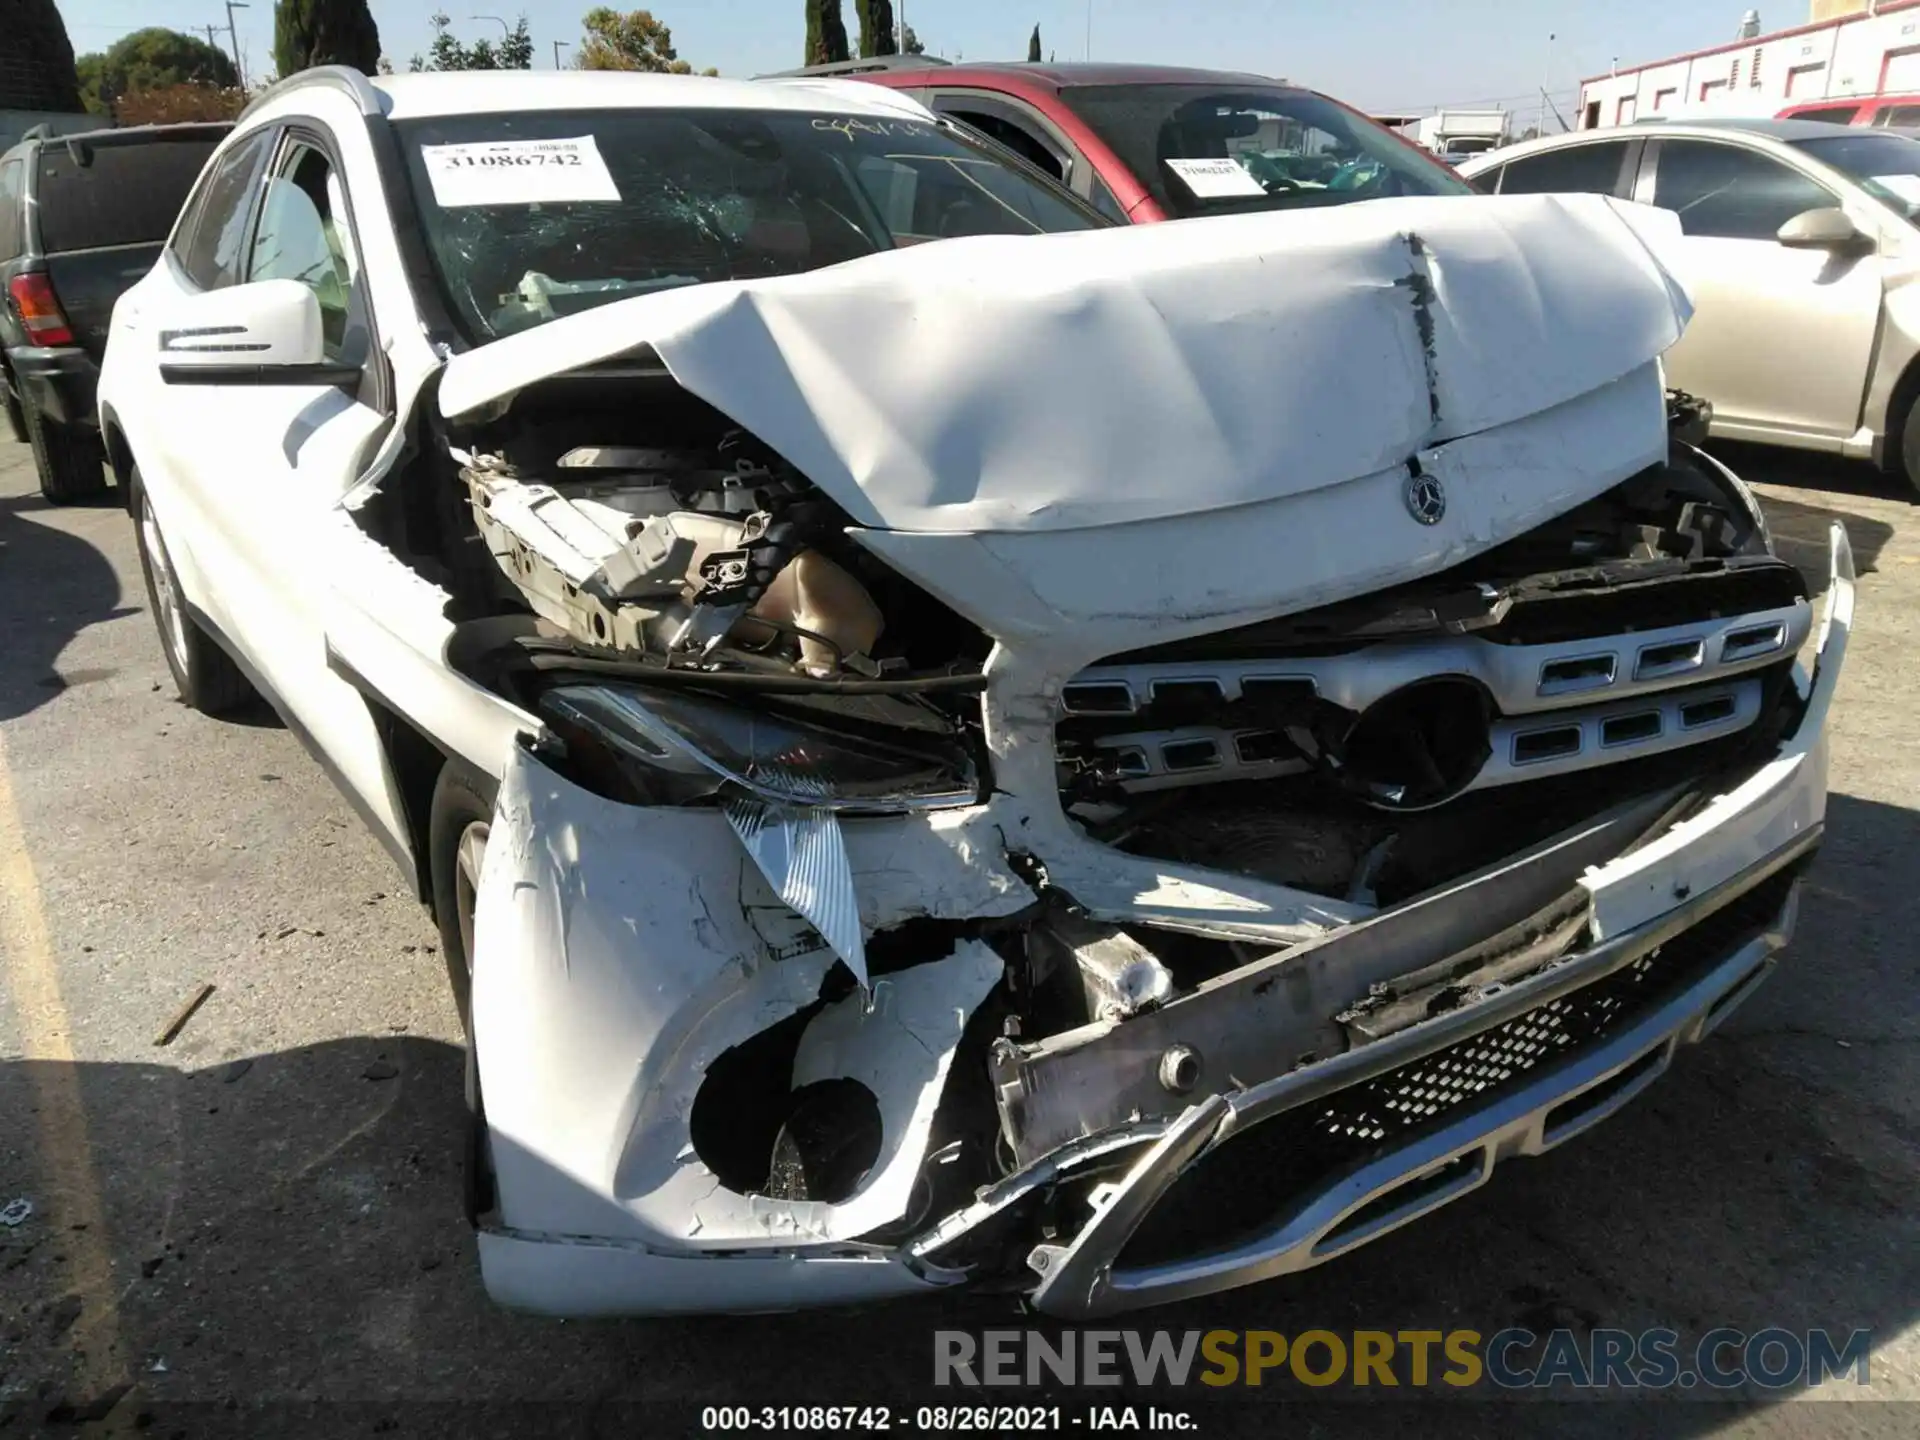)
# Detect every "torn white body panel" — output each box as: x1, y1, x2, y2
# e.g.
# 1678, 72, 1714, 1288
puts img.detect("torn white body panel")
477, 1231, 944, 1318
314, 507, 541, 779
851, 364, 1668, 651
1583, 524, 1853, 939
438, 193, 1687, 536
470, 531, 1849, 1310
472, 746, 1019, 1250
